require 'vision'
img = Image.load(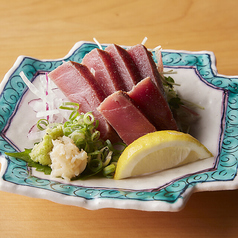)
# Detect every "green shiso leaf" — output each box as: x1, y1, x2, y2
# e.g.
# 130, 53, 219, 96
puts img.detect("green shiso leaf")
5, 150, 52, 175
